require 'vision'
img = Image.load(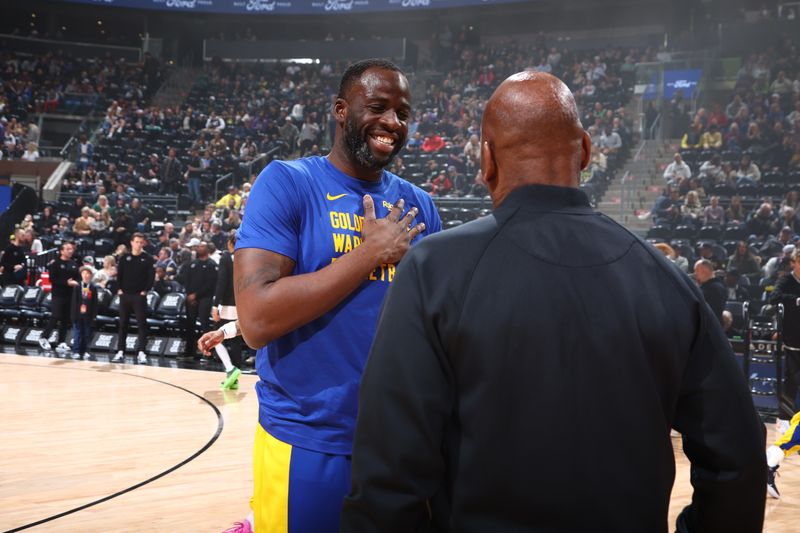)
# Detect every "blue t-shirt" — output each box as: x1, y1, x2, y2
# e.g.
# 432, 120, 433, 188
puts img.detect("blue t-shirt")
236, 156, 441, 455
